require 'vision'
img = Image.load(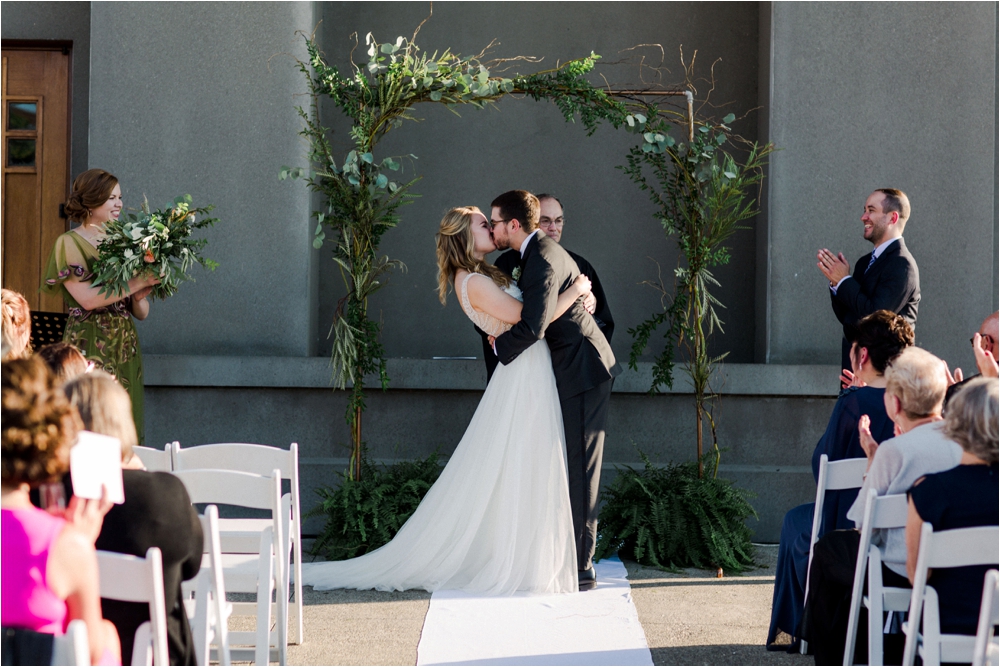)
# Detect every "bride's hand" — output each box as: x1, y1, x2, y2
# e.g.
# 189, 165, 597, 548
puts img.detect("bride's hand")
572, 274, 592, 298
